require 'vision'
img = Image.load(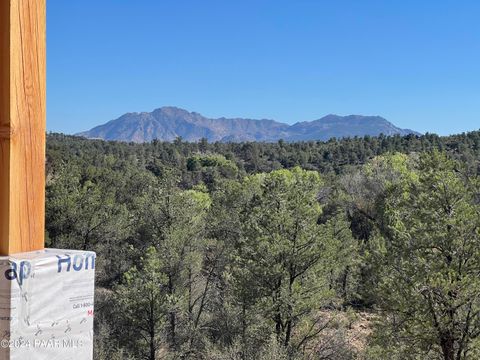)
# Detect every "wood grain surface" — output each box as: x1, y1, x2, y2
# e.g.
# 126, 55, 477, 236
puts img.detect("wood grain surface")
0, 0, 46, 254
